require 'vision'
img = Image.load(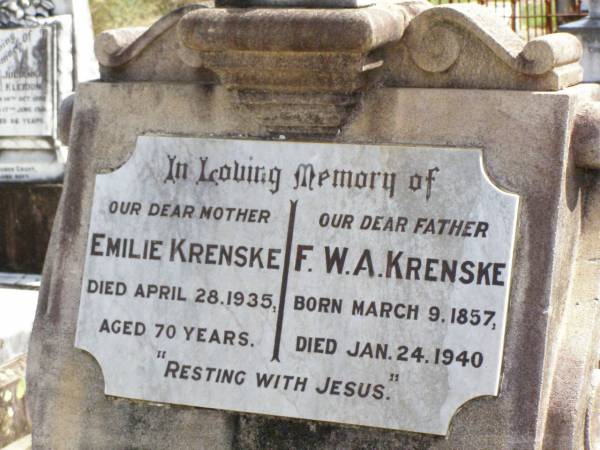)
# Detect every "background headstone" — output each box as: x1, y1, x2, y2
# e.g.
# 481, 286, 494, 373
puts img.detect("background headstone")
561, 0, 600, 82
0, 0, 97, 273
0, 0, 98, 183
